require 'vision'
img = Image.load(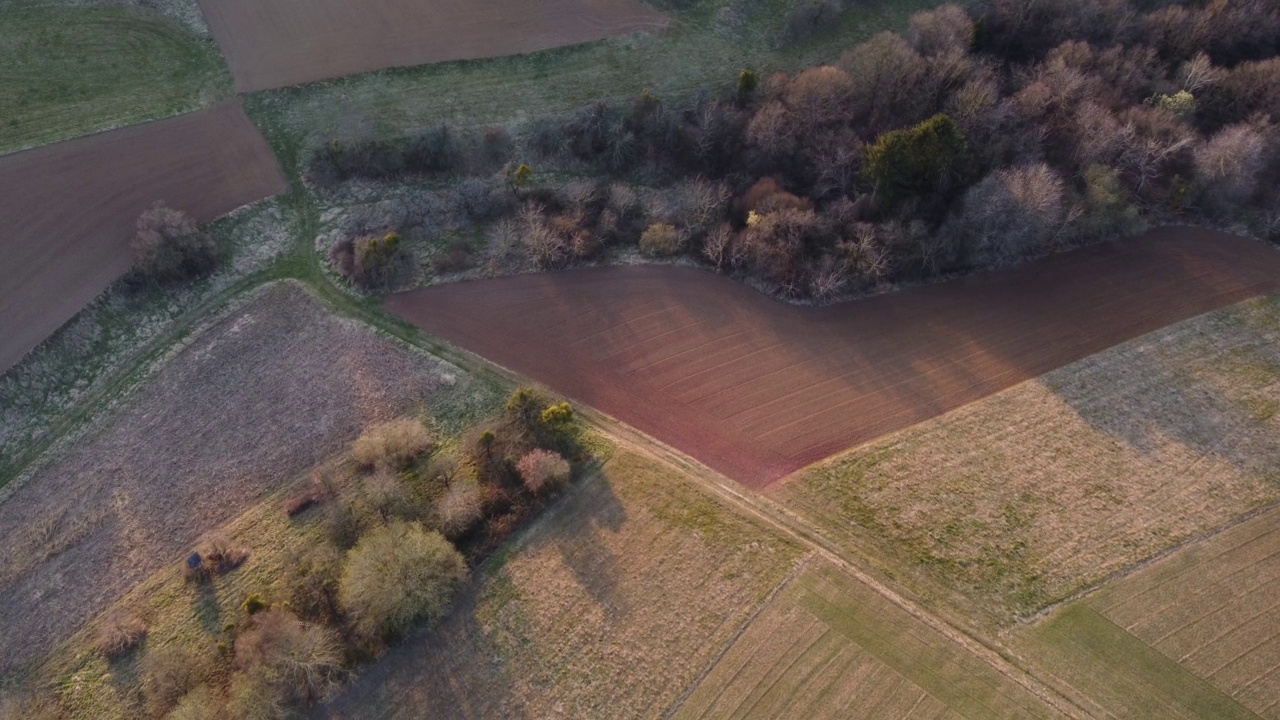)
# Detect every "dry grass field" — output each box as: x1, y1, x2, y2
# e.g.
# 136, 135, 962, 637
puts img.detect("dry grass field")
389, 228, 1280, 489
0, 282, 464, 676
319, 447, 804, 718
198, 0, 668, 92
0, 100, 285, 373
775, 292, 1280, 624
1086, 506, 1280, 717
672, 561, 1059, 719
